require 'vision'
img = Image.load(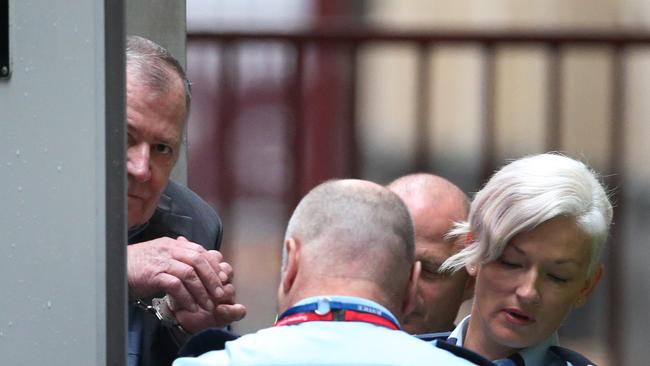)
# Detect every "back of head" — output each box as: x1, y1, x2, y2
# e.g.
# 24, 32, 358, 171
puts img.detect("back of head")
387, 173, 469, 223
442, 153, 613, 276
284, 179, 415, 306
126, 35, 191, 120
